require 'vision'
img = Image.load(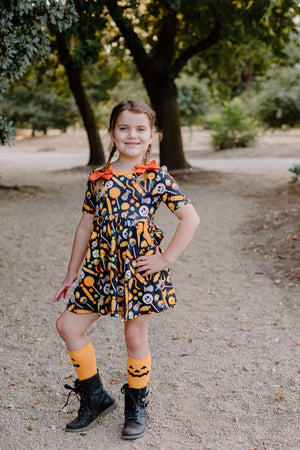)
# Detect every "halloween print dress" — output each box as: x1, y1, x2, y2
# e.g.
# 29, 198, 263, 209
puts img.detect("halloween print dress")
67, 161, 191, 321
